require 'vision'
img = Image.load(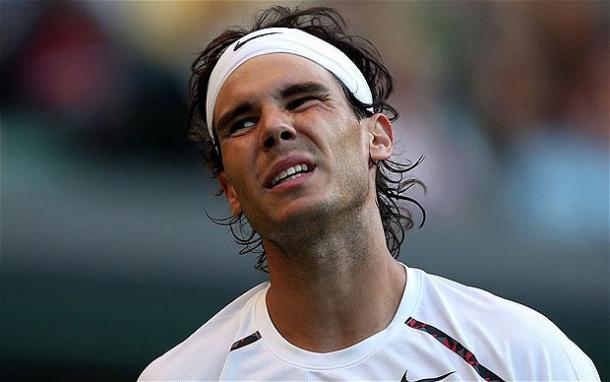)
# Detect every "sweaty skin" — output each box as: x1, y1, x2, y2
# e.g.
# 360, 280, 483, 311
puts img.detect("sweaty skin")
214, 53, 406, 352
